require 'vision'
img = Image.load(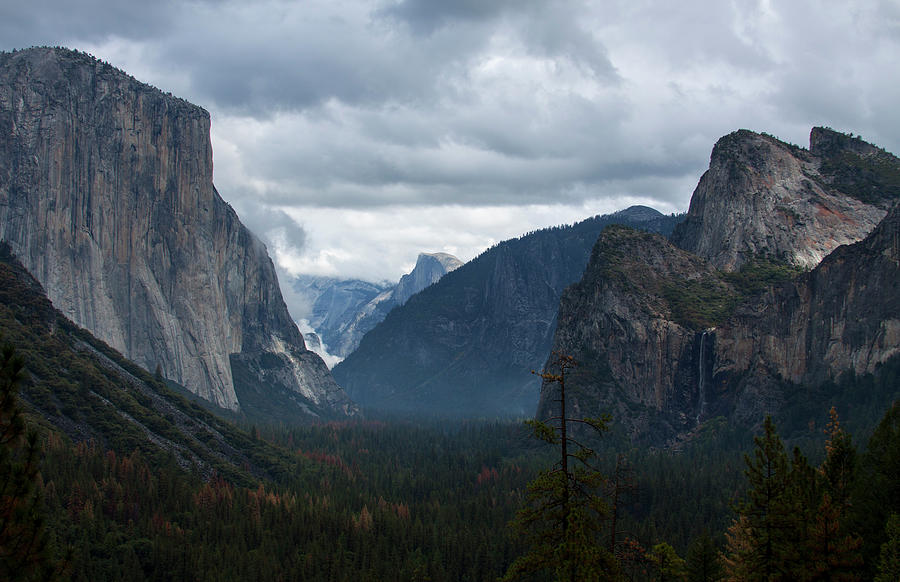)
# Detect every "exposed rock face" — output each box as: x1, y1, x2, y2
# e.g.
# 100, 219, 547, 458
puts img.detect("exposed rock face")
671, 128, 894, 272
393, 252, 463, 306
542, 129, 900, 441
0, 47, 354, 418
333, 207, 683, 417
294, 252, 462, 359
293, 276, 391, 359
716, 203, 900, 422
538, 226, 732, 437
